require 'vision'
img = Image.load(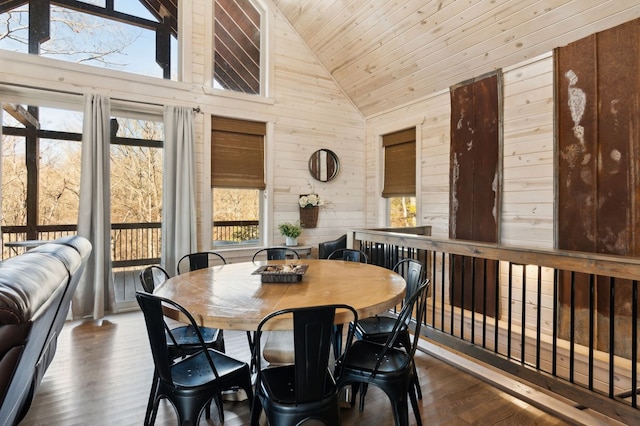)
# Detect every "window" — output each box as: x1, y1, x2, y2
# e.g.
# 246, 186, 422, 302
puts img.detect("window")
0, 1, 178, 79
1, 105, 83, 244
211, 116, 265, 246
382, 128, 416, 227
213, 0, 263, 95
110, 116, 163, 269
1, 103, 163, 307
